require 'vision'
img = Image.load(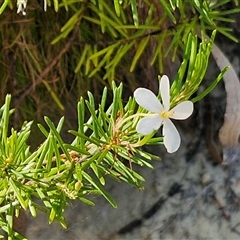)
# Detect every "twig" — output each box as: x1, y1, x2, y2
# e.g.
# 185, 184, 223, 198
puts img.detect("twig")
212, 194, 231, 220
211, 42, 240, 164
14, 19, 80, 105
